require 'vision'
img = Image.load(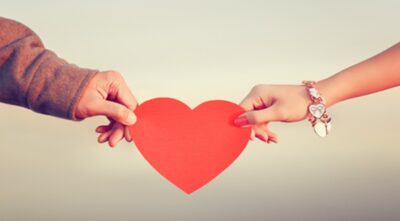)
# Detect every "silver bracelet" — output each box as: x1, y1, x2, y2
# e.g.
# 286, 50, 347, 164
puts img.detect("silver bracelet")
303, 81, 332, 137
